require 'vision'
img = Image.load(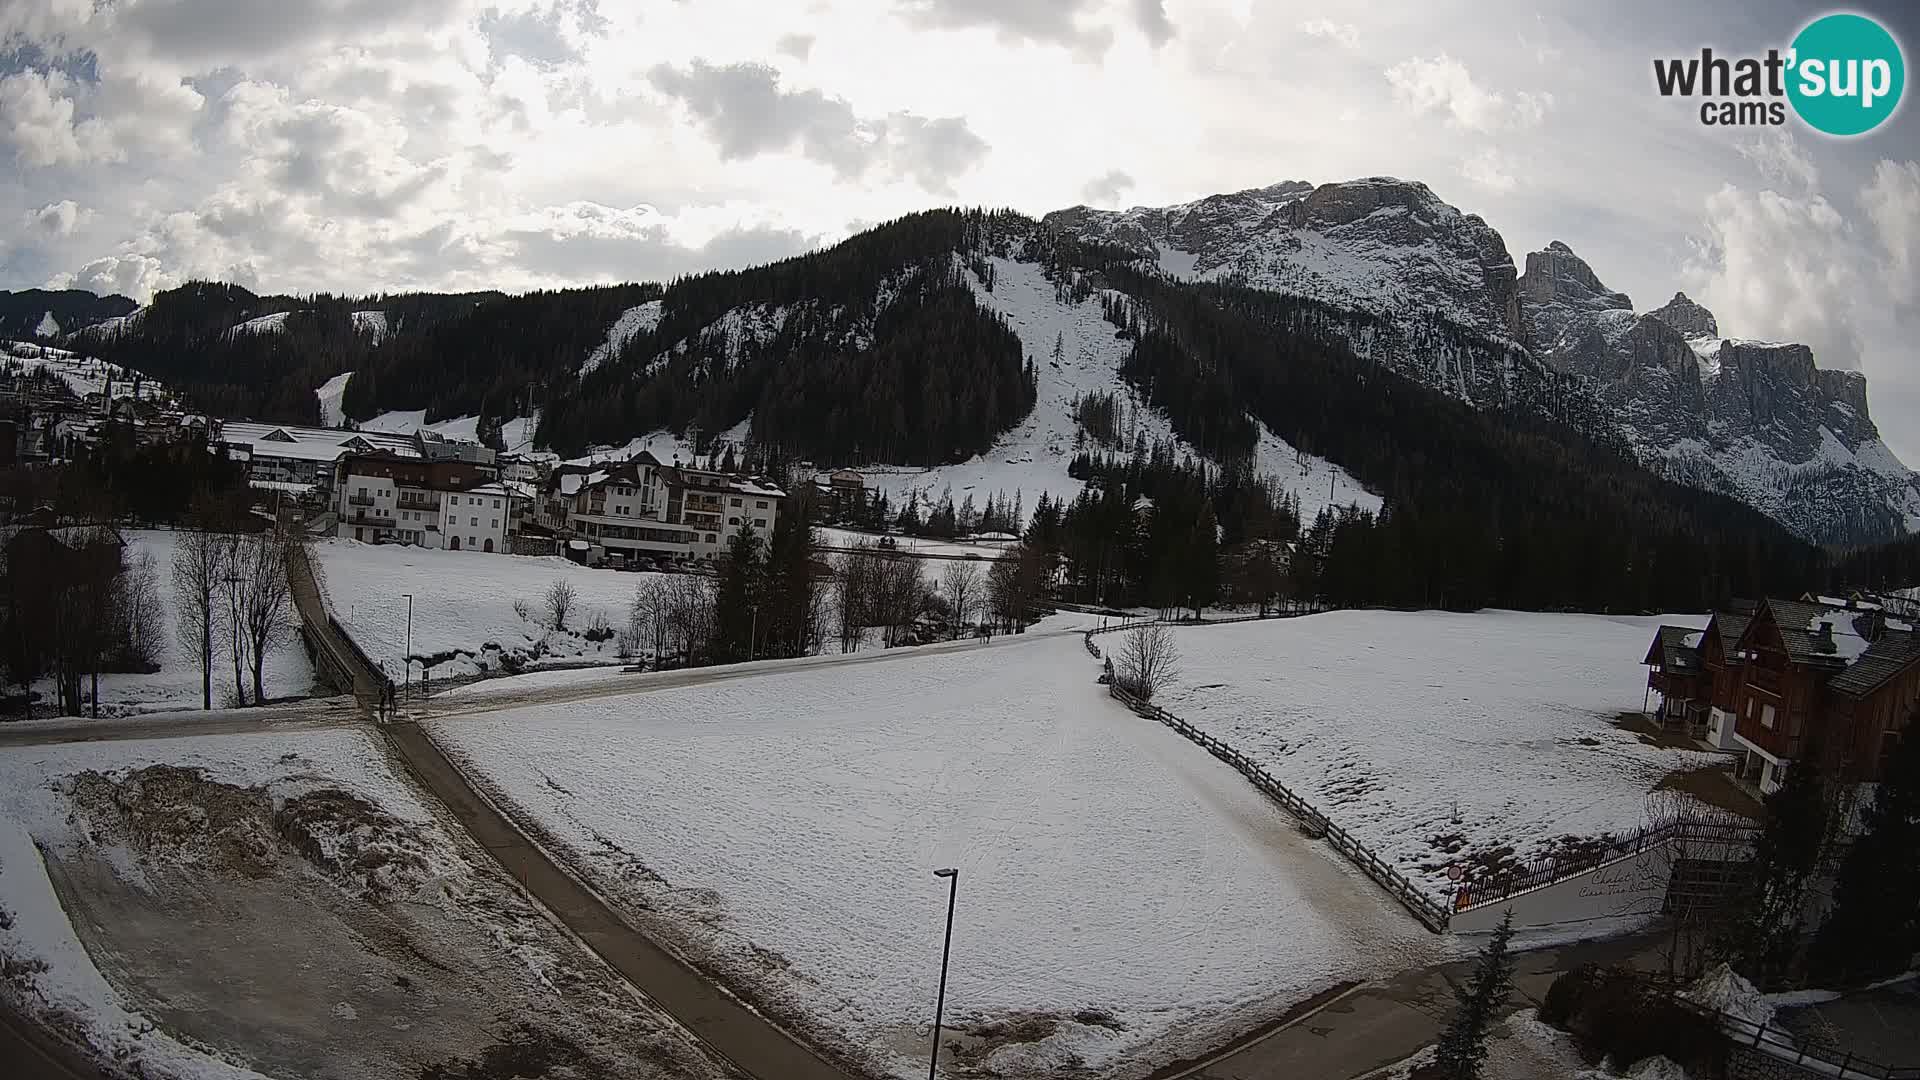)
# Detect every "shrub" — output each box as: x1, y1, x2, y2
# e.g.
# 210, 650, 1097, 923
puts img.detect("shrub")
1540, 966, 1727, 1077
